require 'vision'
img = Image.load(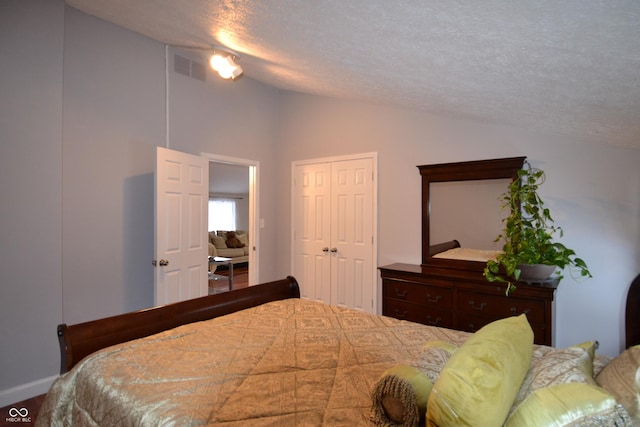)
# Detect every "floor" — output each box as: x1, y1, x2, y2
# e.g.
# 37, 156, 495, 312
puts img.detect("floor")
1, 394, 45, 426
3, 264, 250, 425
209, 263, 249, 293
